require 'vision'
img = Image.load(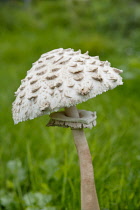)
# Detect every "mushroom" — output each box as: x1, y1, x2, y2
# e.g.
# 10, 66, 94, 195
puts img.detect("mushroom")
12, 48, 123, 210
